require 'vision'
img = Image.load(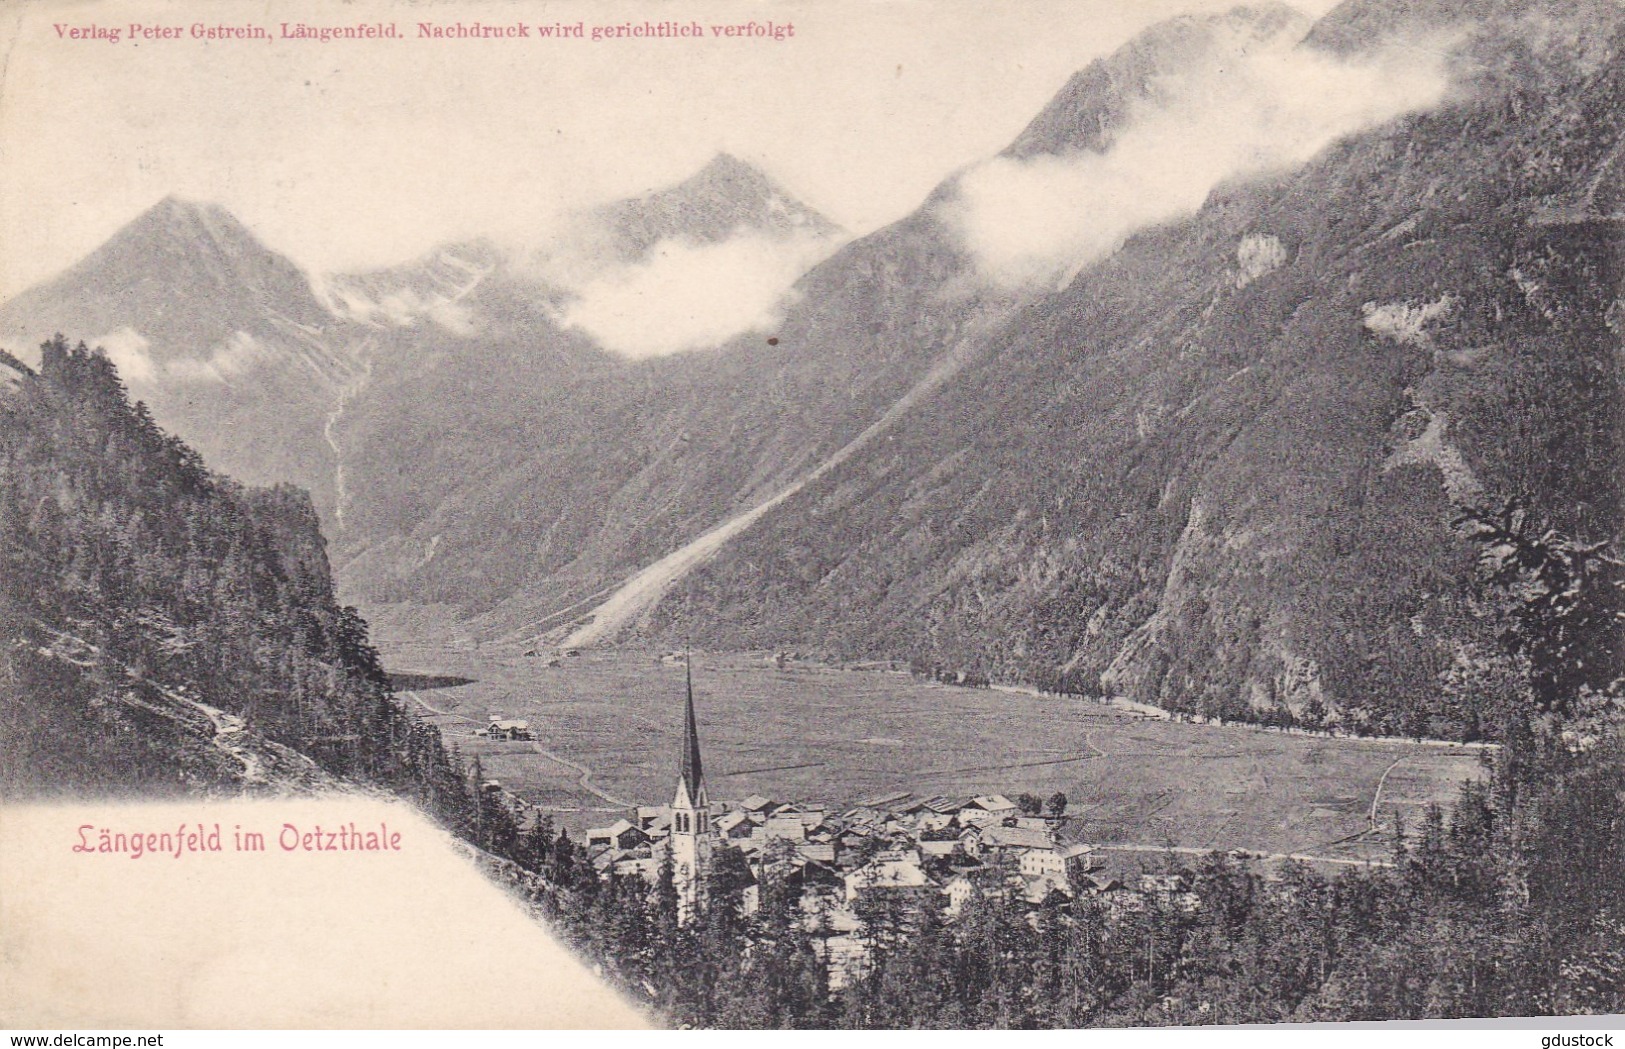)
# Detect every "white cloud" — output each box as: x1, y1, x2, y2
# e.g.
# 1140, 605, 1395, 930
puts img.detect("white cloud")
165, 331, 272, 383
326, 285, 480, 335
2, 0, 1345, 301
554, 229, 835, 358
949, 31, 1453, 289
96, 328, 273, 386
94, 327, 156, 383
